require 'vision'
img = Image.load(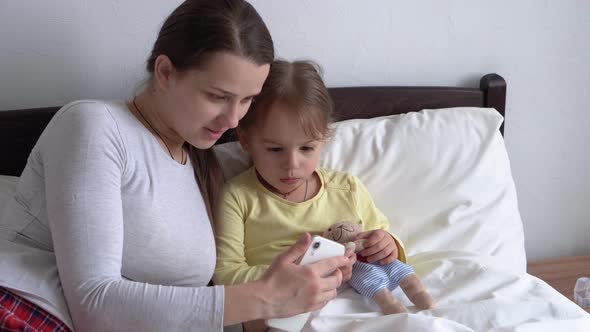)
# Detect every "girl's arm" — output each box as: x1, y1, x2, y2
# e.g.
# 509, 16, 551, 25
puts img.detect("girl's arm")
353, 176, 407, 263
213, 187, 269, 285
